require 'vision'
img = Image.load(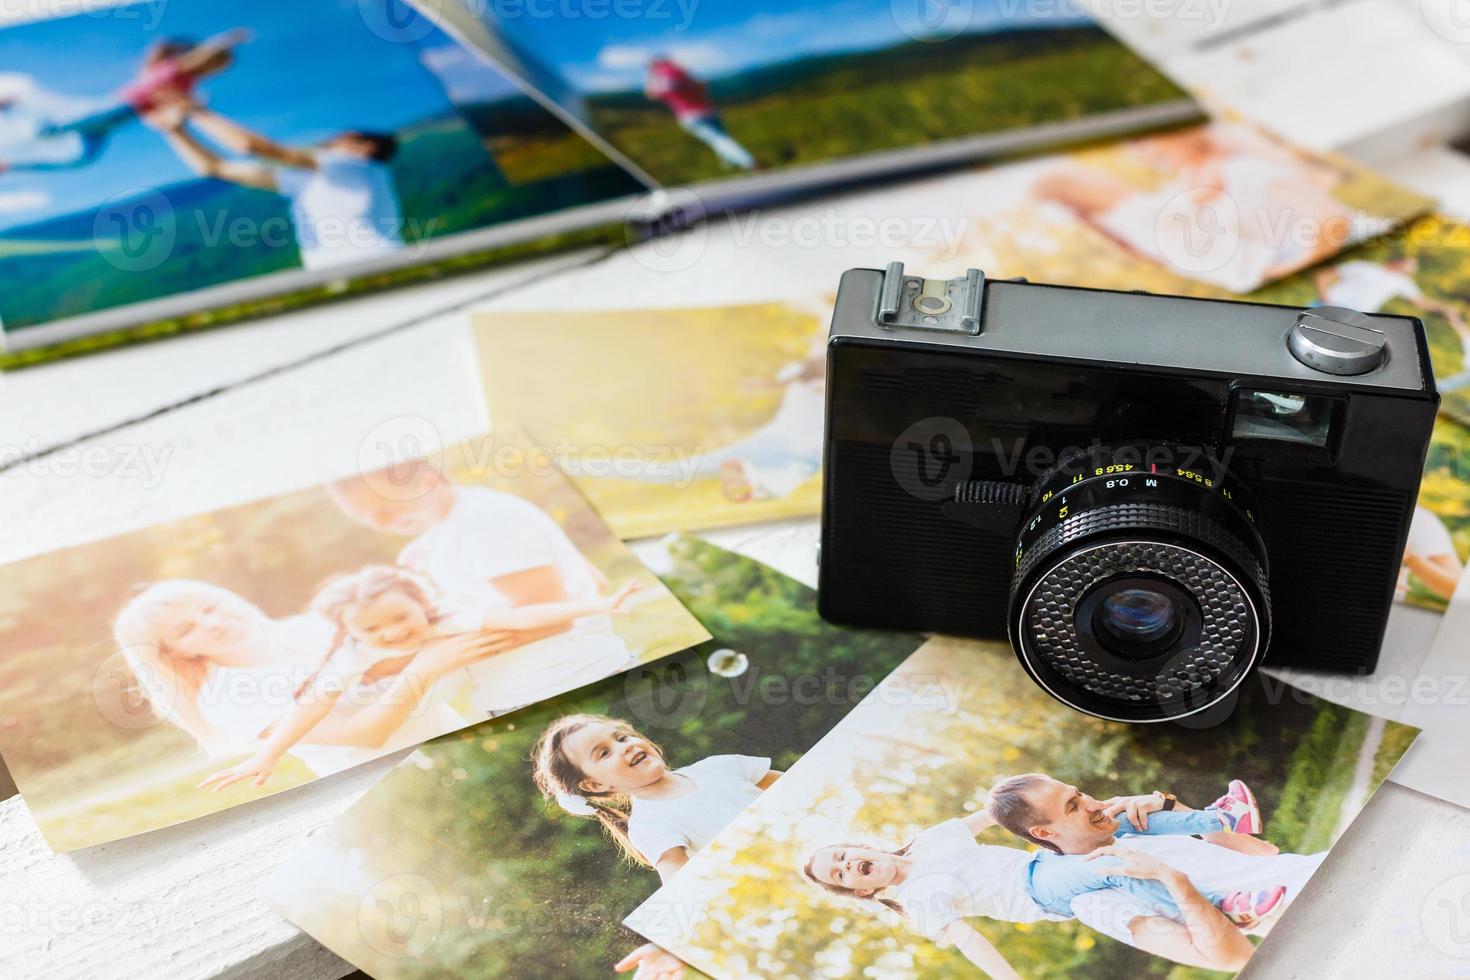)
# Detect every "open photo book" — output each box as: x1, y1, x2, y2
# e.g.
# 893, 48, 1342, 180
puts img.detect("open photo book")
0, 0, 1197, 362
